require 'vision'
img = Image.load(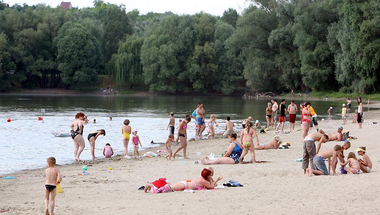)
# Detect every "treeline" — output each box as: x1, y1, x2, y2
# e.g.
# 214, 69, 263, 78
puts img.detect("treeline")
1, 0, 380, 94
